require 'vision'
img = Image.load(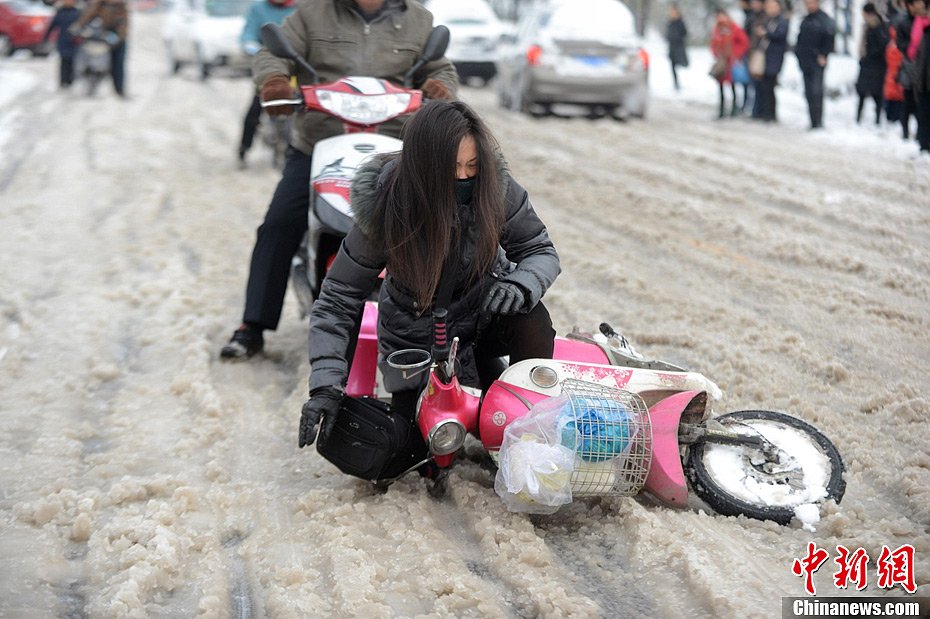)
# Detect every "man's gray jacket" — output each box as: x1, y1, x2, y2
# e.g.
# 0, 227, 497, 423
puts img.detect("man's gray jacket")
252, 0, 459, 154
